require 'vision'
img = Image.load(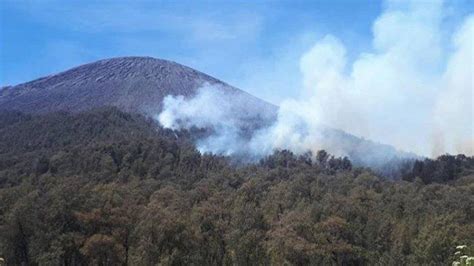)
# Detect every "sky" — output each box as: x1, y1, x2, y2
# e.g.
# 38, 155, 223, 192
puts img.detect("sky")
1, 0, 473, 156
1, 0, 387, 103
1, 1, 471, 104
